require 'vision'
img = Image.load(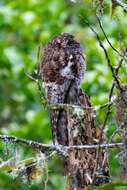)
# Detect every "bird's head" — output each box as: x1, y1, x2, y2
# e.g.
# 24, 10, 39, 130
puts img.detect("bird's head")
41, 33, 85, 84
